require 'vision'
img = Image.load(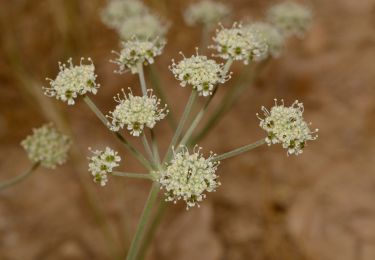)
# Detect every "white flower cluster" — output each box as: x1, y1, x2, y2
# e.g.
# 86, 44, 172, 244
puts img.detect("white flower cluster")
112, 37, 166, 74
257, 99, 318, 155
88, 147, 121, 186
108, 89, 168, 136
170, 51, 230, 96
101, 0, 147, 29
44, 58, 99, 105
21, 123, 71, 169
158, 146, 220, 209
117, 13, 169, 41
267, 1, 312, 37
244, 22, 284, 58
211, 23, 269, 65
184, 0, 230, 27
